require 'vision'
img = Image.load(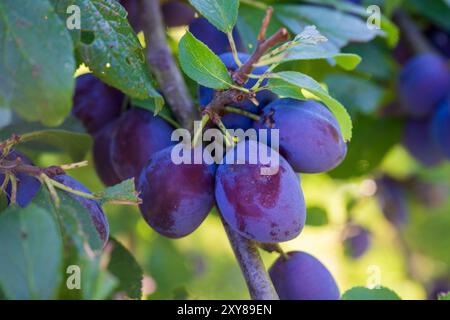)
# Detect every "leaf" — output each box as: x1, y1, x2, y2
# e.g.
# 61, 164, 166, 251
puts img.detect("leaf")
79, 255, 118, 300
301, 0, 399, 47
179, 31, 234, 89
407, 0, 450, 33
0, 121, 91, 161
305, 206, 329, 226
274, 4, 379, 50
0, 204, 63, 299
329, 116, 403, 179
439, 292, 450, 300
0, 0, 75, 126
98, 178, 141, 206
131, 98, 181, 128
324, 73, 384, 116
343, 42, 395, 81
32, 188, 104, 254
275, 44, 362, 70
189, 0, 239, 33
55, 0, 163, 108
341, 286, 401, 300
267, 71, 352, 141
108, 237, 143, 299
